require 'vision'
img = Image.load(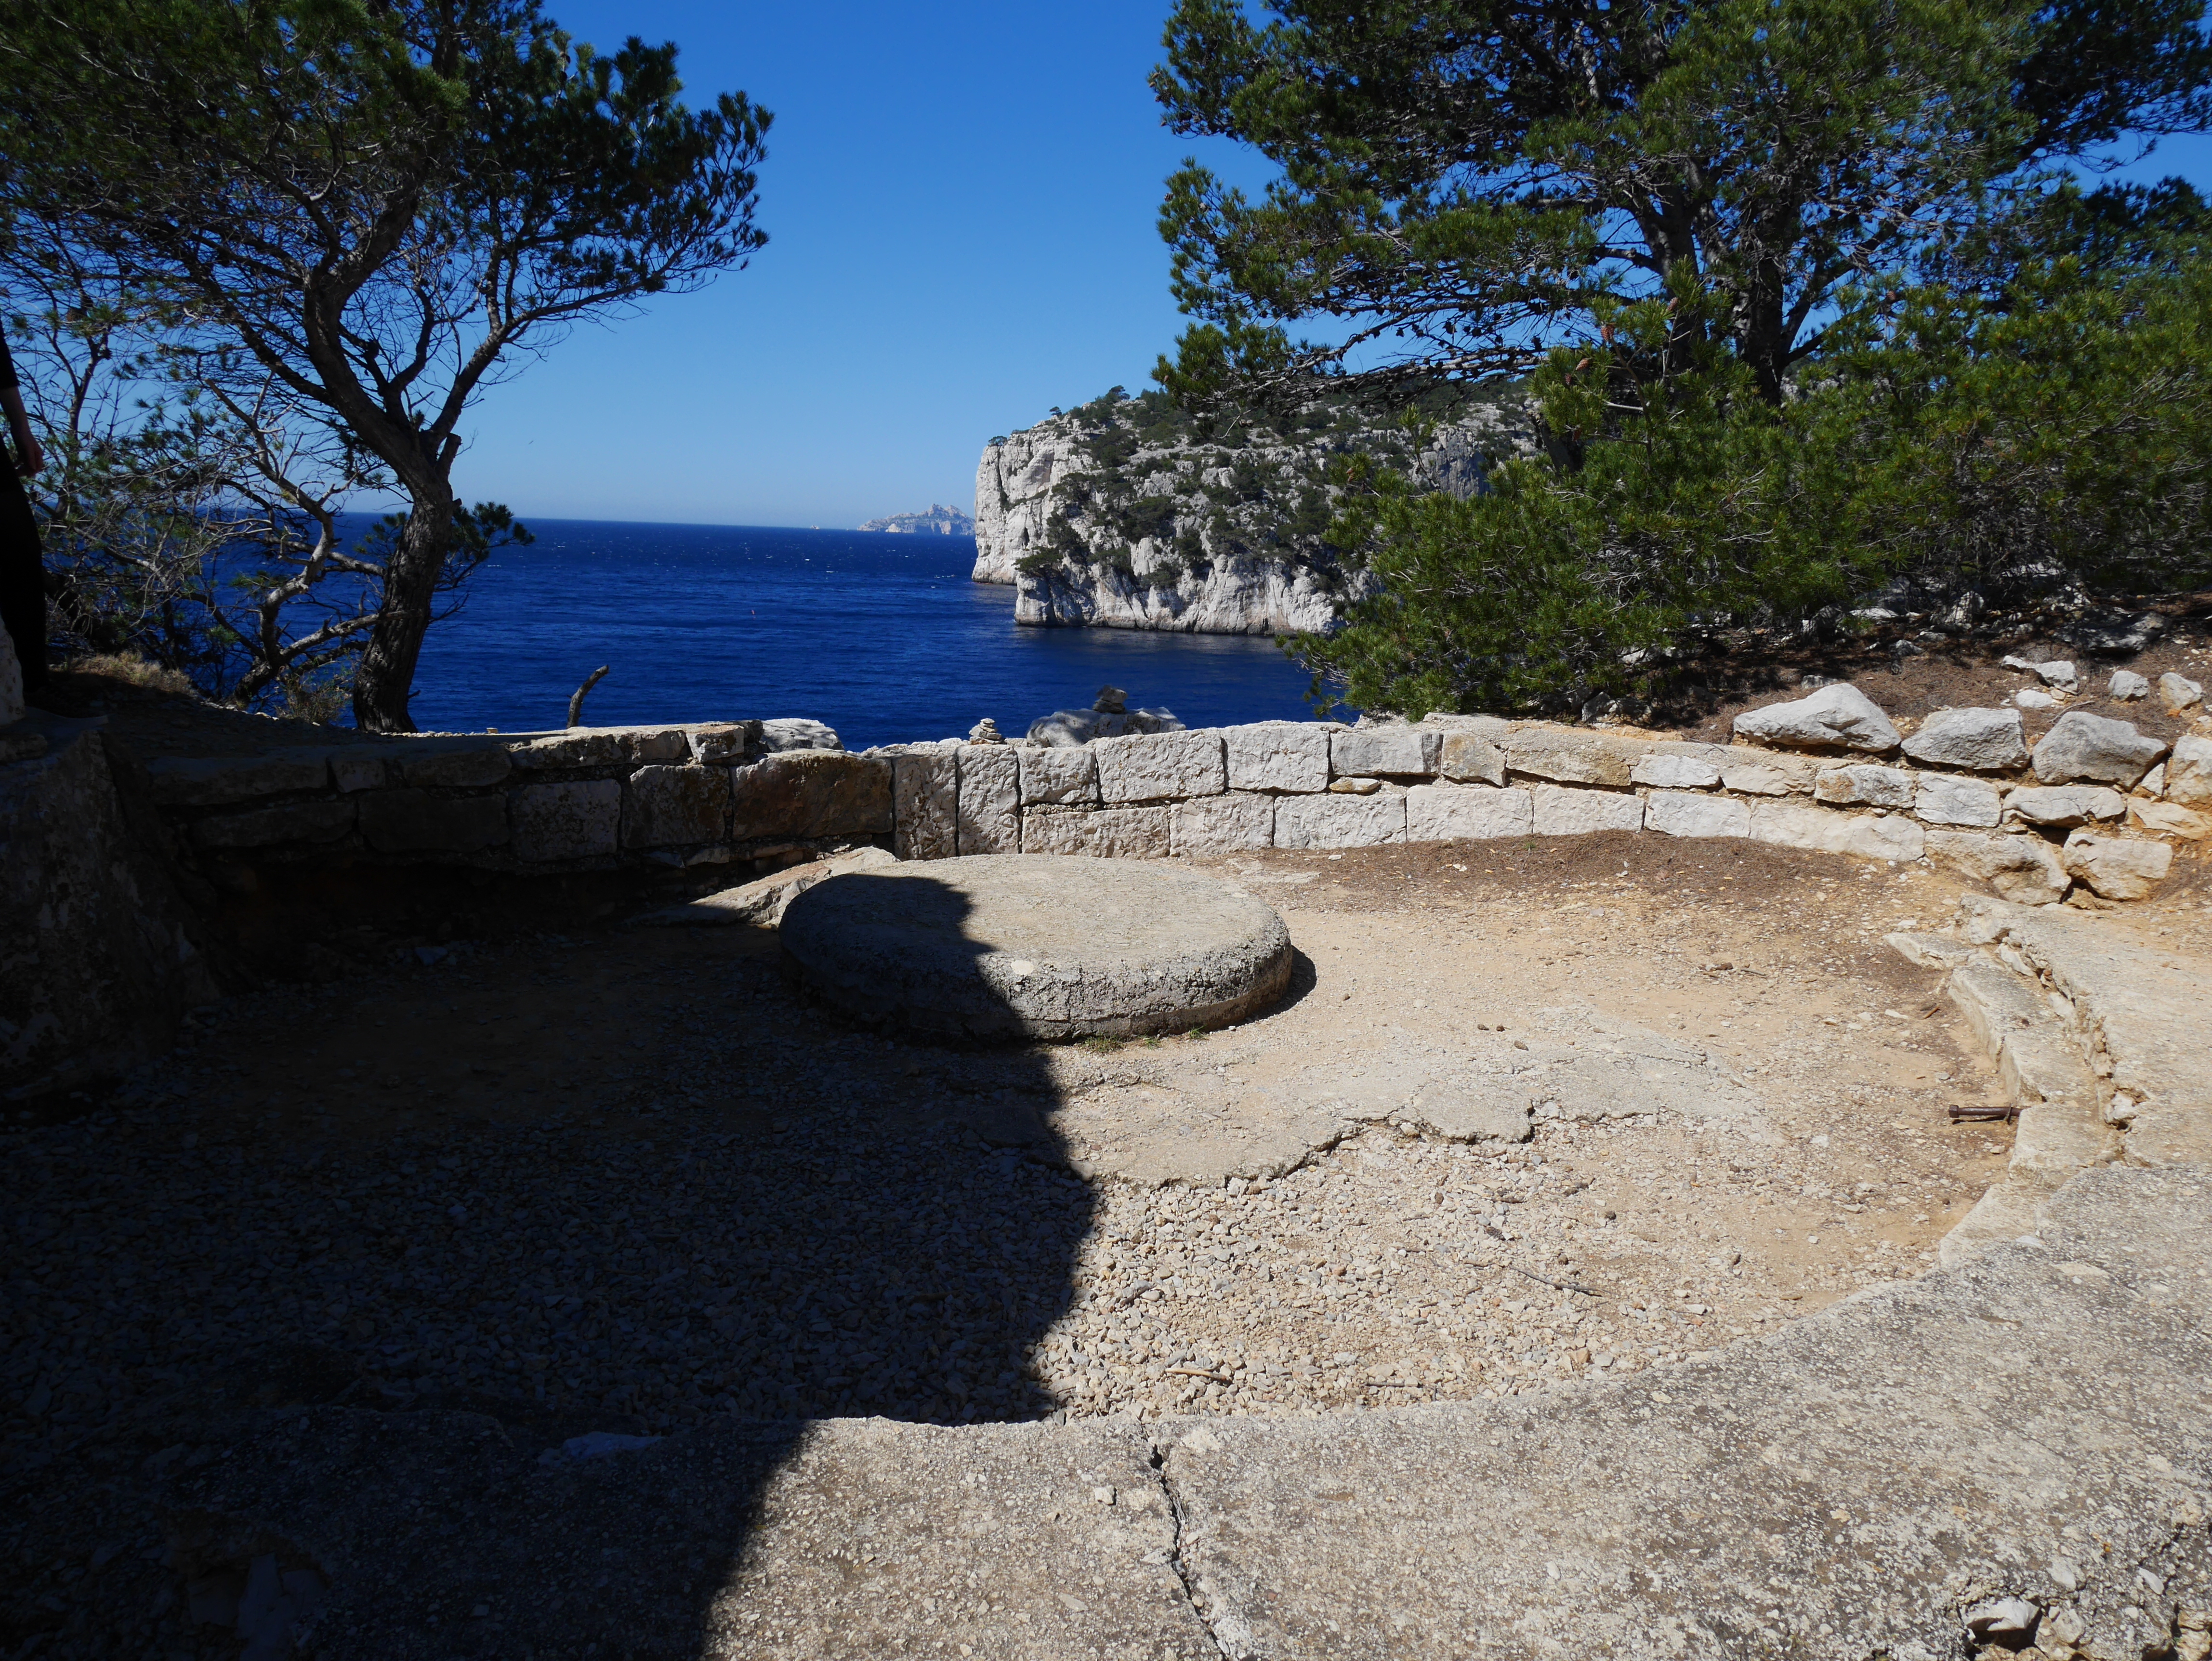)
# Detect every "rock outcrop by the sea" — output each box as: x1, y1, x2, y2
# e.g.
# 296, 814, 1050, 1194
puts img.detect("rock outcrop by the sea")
973, 385, 1534, 634
1025, 686, 1187, 746
859, 504, 975, 535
